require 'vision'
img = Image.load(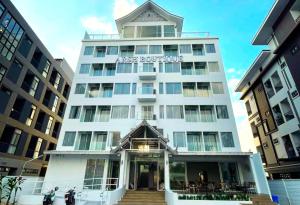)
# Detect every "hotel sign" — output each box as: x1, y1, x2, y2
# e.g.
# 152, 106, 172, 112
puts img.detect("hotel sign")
116, 56, 183, 63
